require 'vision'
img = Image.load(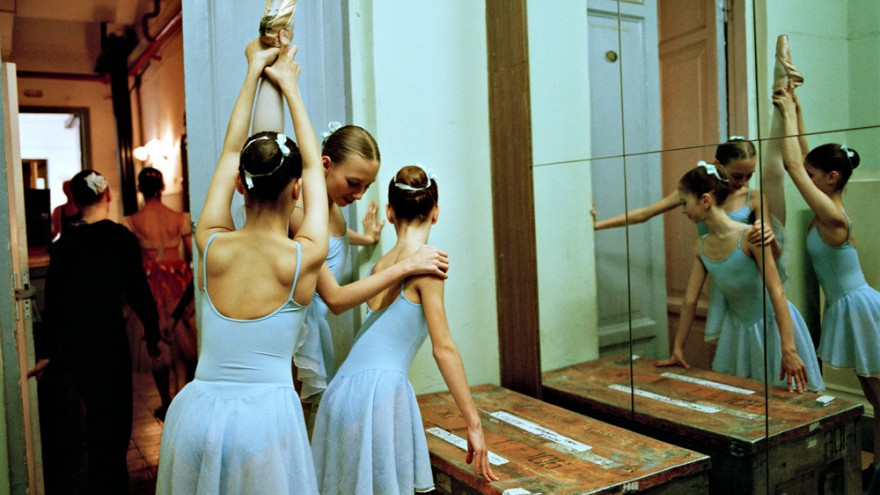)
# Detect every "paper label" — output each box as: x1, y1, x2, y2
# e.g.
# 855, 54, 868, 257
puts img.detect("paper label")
490, 411, 591, 452
661, 372, 756, 395
609, 384, 720, 413
426, 427, 509, 465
